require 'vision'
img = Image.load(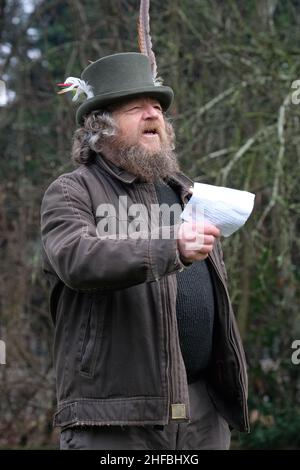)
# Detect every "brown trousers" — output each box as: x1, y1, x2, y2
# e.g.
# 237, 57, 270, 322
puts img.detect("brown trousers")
60, 378, 231, 450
